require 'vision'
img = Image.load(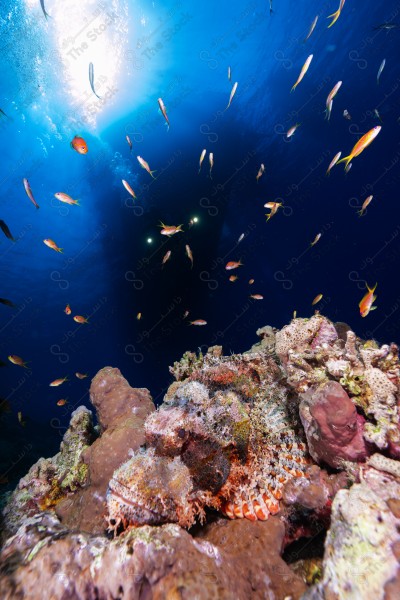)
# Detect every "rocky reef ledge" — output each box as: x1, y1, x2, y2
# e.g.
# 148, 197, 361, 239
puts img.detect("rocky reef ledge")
1, 315, 399, 599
